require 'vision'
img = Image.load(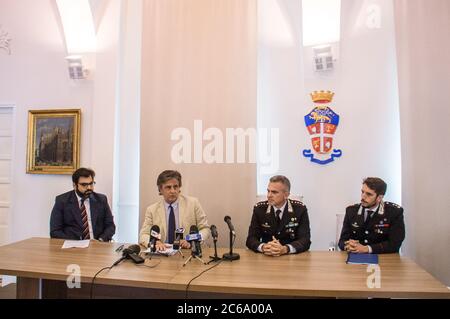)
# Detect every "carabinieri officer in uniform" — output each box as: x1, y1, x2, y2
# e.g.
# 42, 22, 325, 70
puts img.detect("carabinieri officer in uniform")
339, 177, 405, 254
246, 175, 311, 256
